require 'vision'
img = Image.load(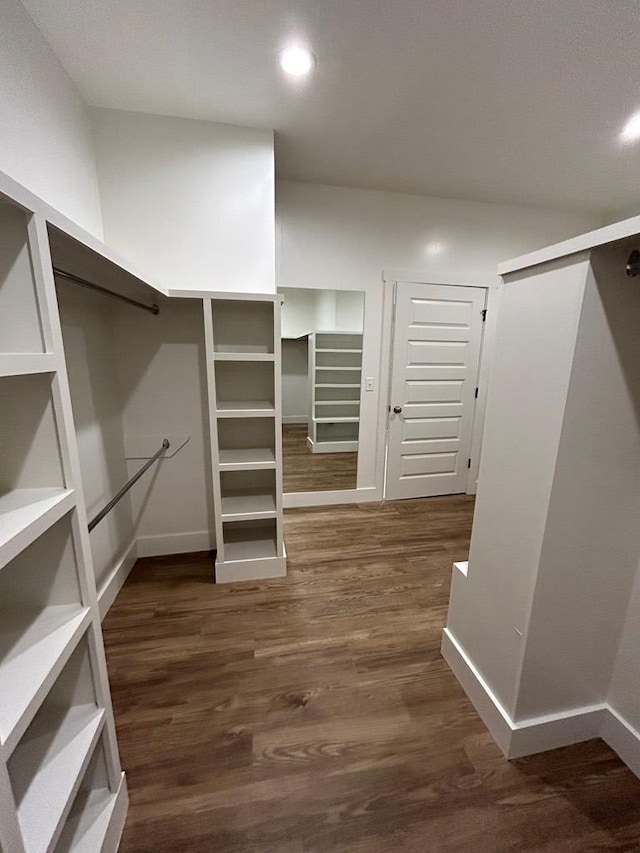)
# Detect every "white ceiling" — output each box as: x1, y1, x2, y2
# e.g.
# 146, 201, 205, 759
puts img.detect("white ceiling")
20, 0, 640, 214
